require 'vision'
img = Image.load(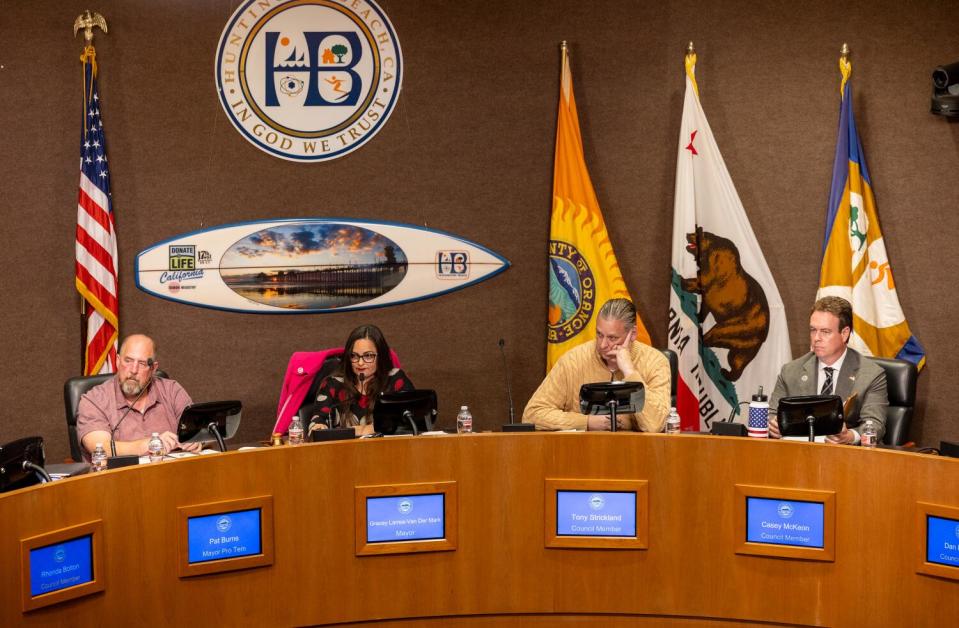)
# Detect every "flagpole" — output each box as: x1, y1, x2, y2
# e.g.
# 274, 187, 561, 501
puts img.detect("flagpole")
839, 42, 851, 98
74, 10, 109, 375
